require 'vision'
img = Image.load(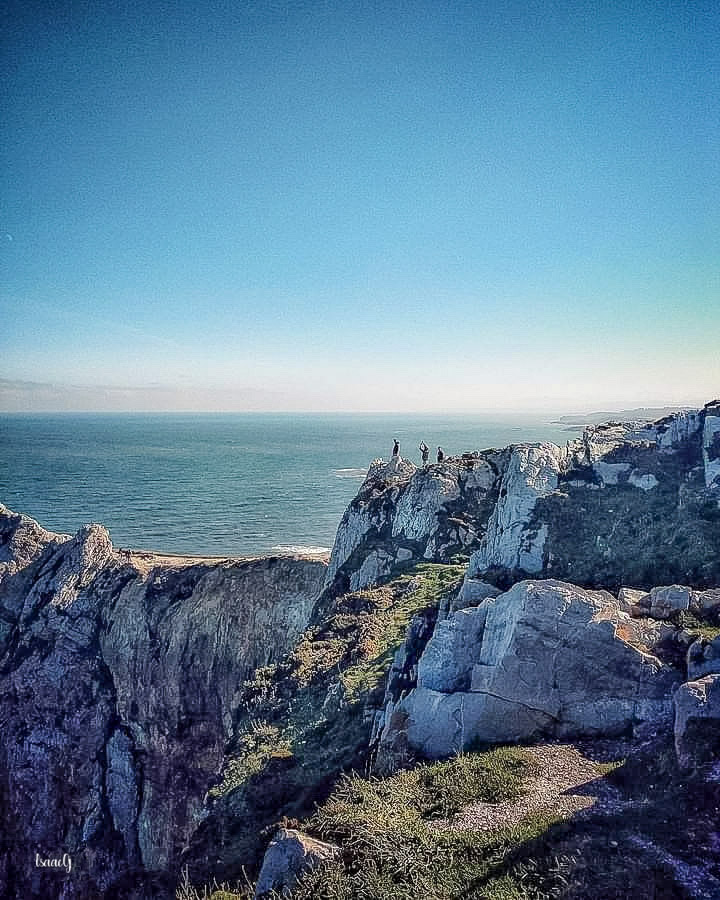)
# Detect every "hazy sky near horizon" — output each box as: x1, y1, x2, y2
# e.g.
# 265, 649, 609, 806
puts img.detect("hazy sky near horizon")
2, 0, 718, 412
